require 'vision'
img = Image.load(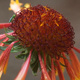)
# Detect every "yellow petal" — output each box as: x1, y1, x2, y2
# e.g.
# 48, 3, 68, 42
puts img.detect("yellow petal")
0, 70, 3, 78
24, 3, 31, 8
3, 57, 9, 74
